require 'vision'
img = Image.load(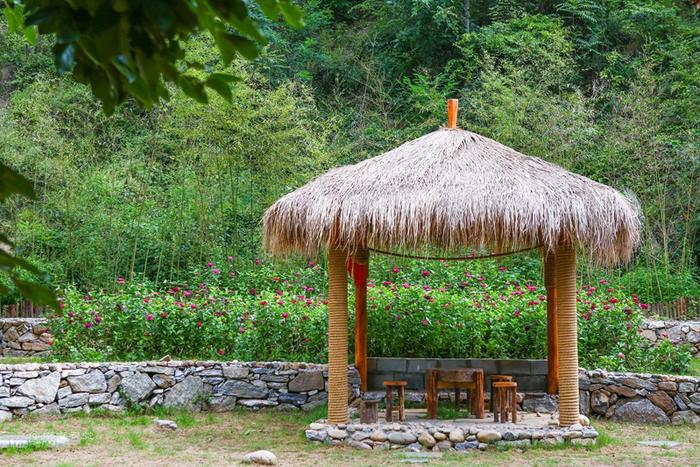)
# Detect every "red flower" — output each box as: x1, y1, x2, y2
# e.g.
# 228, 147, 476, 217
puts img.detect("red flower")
514, 310, 521, 318
146, 314, 154, 321
640, 303, 649, 310
249, 288, 257, 296
498, 266, 507, 272
161, 312, 168, 318
217, 349, 225, 356
421, 270, 430, 277
117, 277, 126, 285
260, 301, 268, 306
382, 281, 392, 286
197, 321, 203, 328
609, 297, 618, 304
143, 298, 151, 304
392, 267, 400, 273
281, 312, 289, 319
